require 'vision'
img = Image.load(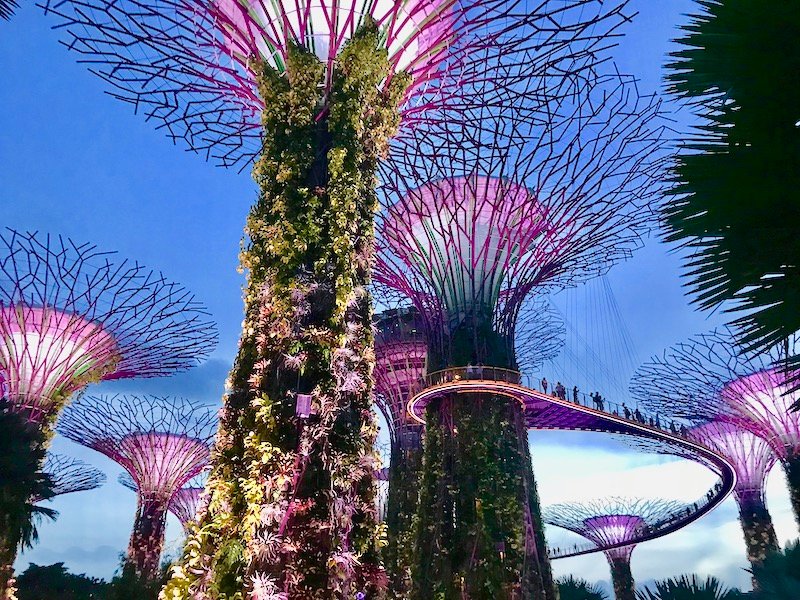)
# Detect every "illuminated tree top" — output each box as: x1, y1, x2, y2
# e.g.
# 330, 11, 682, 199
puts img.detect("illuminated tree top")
119, 471, 206, 528
630, 329, 800, 461
0, 229, 218, 421
543, 497, 685, 560
41, 0, 638, 167
57, 395, 217, 501
375, 70, 667, 341
686, 421, 778, 502
36, 454, 106, 501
